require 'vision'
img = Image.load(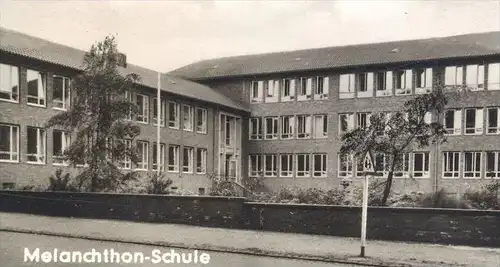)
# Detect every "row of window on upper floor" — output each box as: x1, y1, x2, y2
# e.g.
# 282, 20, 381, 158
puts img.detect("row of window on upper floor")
248, 63, 500, 103
249, 115, 327, 140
